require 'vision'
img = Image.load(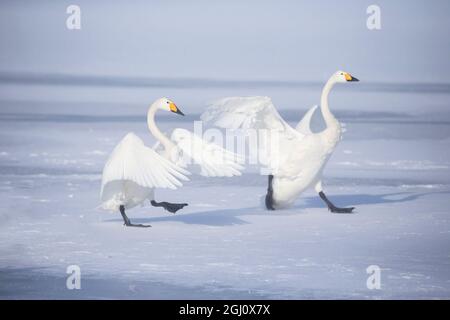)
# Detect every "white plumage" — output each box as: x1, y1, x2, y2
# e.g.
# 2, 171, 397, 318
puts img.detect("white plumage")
202, 96, 309, 175
100, 97, 243, 226
201, 71, 359, 212
100, 133, 189, 211
171, 128, 243, 177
